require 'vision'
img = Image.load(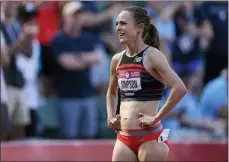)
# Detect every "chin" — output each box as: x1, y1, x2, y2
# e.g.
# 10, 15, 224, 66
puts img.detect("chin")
119, 39, 128, 45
